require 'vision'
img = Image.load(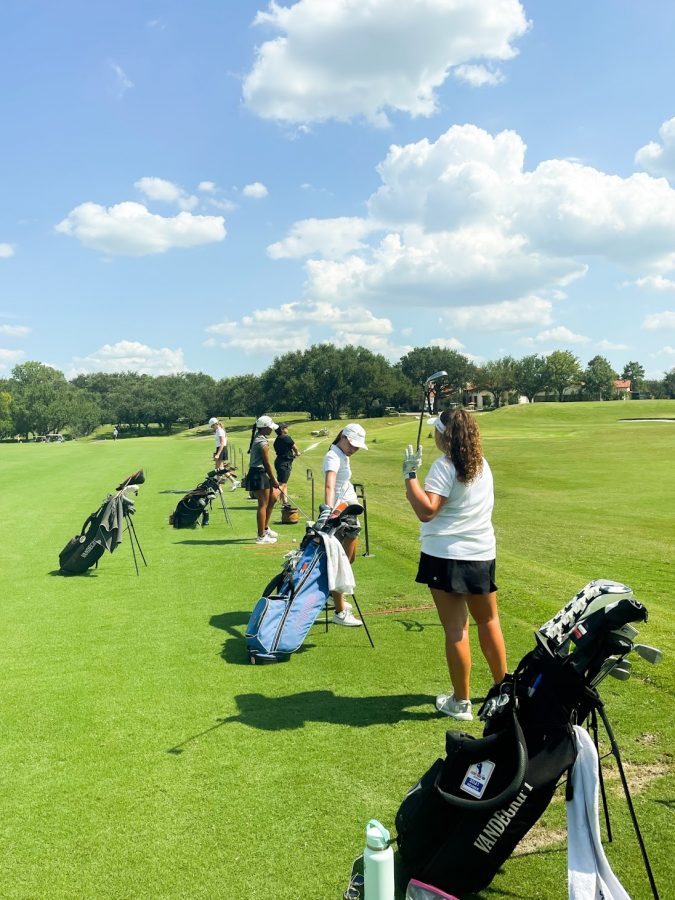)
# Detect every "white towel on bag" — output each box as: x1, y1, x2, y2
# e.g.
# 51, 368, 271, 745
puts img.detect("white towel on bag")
318, 532, 356, 595
567, 725, 630, 900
